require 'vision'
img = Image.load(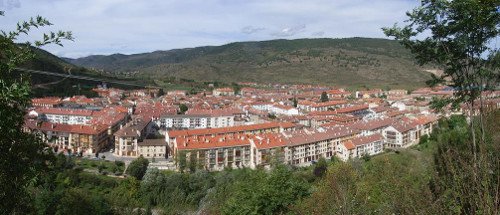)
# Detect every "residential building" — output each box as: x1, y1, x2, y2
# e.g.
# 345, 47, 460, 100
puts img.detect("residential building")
213, 88, 235, 96
337, 134, 384, 161
24, 120, 109, 154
